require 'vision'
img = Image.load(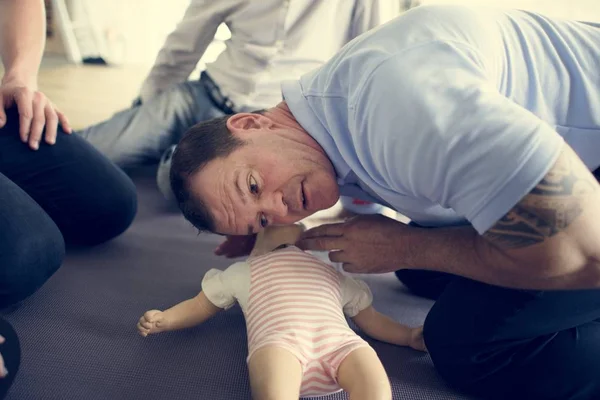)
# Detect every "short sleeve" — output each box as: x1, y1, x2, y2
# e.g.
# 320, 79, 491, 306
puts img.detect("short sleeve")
201, 262, 249, 310
352, 41, 564, 234
341, 276, 373, 317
